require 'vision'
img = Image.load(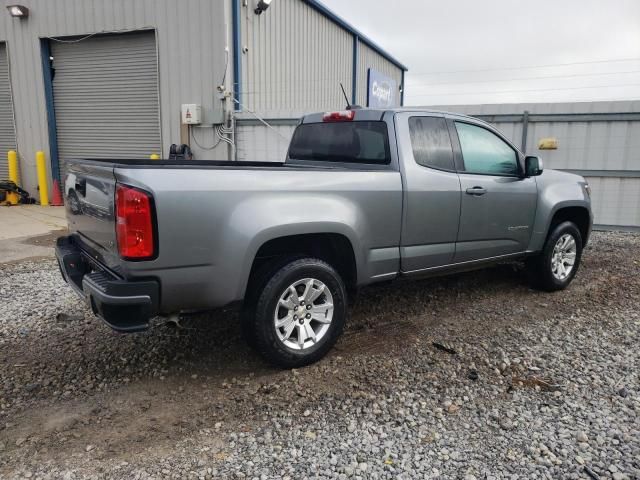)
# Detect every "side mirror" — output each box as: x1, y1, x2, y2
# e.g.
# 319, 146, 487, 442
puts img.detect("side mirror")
525, 156, 544, 177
